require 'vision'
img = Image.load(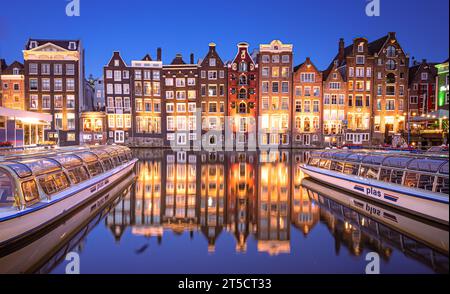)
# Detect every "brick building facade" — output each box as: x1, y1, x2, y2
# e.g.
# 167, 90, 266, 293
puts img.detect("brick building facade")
23, 39, 84, 146
258, 40, 293, 149
292, 57, 322, 147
